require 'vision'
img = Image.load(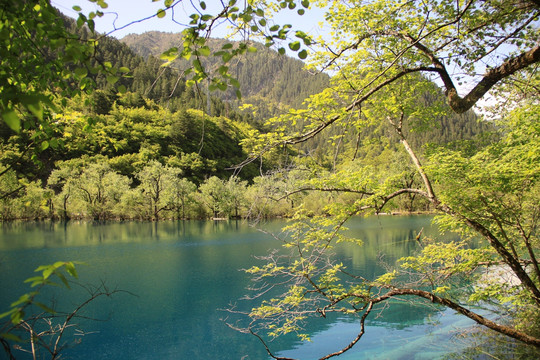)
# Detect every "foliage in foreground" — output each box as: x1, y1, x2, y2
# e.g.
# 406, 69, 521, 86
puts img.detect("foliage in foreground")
0, 262, 124, 360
